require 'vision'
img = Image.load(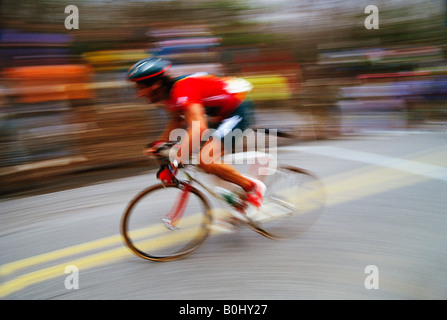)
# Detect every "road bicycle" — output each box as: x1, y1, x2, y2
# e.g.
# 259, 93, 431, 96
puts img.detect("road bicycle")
121, 144, 325, 262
